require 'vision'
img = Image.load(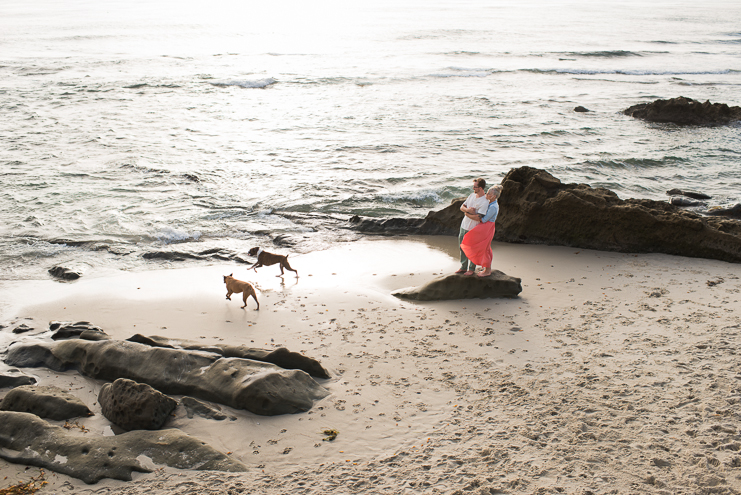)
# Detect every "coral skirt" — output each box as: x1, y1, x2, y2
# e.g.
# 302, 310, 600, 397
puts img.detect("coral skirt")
461, 222, 496, 268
